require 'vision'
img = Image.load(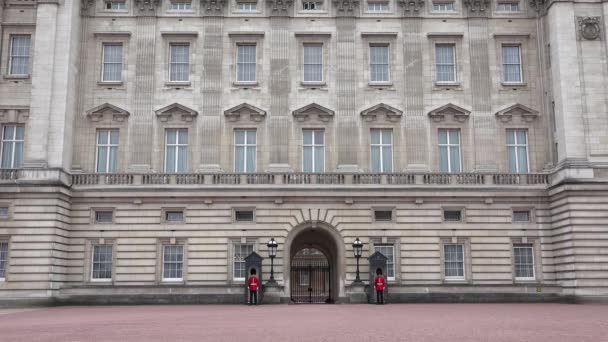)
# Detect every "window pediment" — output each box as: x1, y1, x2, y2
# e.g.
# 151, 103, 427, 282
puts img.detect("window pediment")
155, 103, 198, 123
292, 103, 334, 122
0, 106, 29, 123
361, 103, 403, 122
428, 103, 470, 123
224, 103, 266, 122
86, 103, 130, 123
495, 104, 539, 123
